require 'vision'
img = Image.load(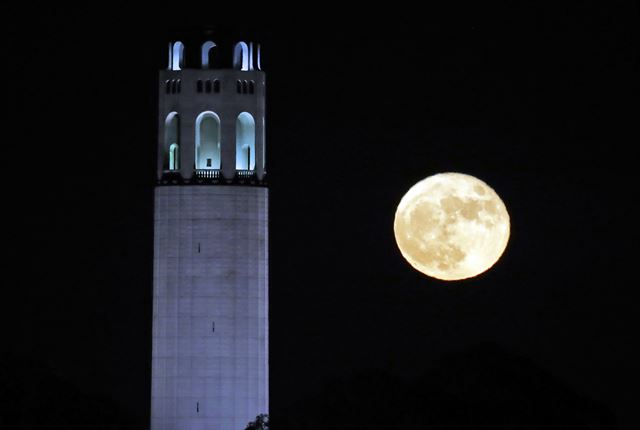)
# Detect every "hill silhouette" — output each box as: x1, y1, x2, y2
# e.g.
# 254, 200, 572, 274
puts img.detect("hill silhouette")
277, 343, 616, 430
1, 344, 616, 429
